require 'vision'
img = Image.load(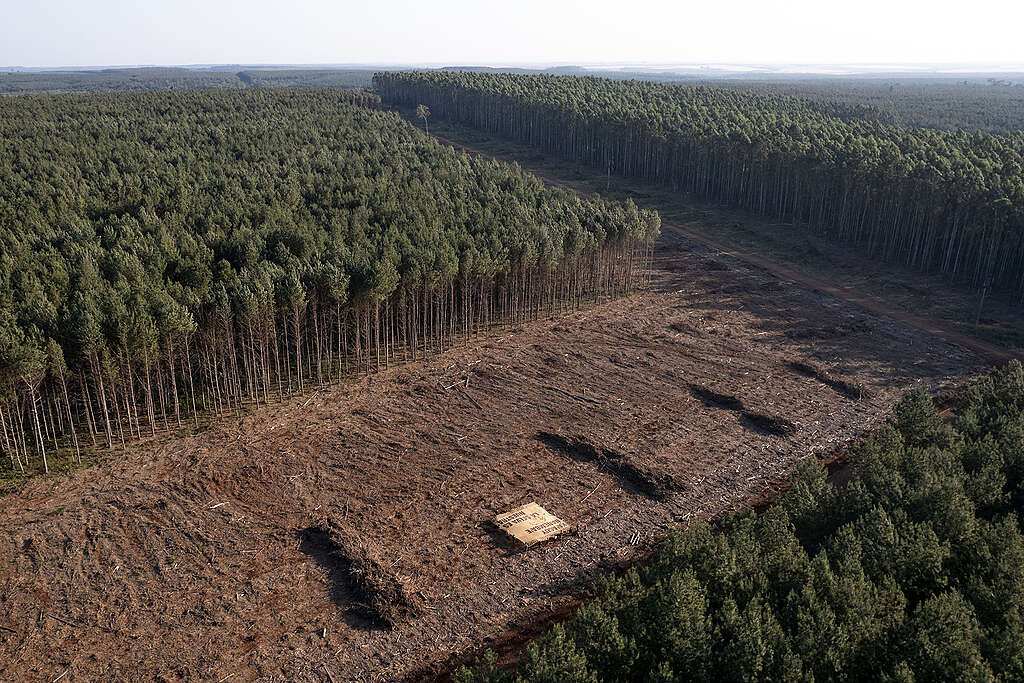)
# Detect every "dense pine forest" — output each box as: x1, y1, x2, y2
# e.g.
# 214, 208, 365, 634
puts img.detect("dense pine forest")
8, 67, 1023, 136
0, 87, 658, 475
376, 72, 1024, 300
238, 69, 375, 89
711, 78, 1024, 135
0, 67, 246, 94
0, 68, 378, 95
460, 361, 1024, 682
